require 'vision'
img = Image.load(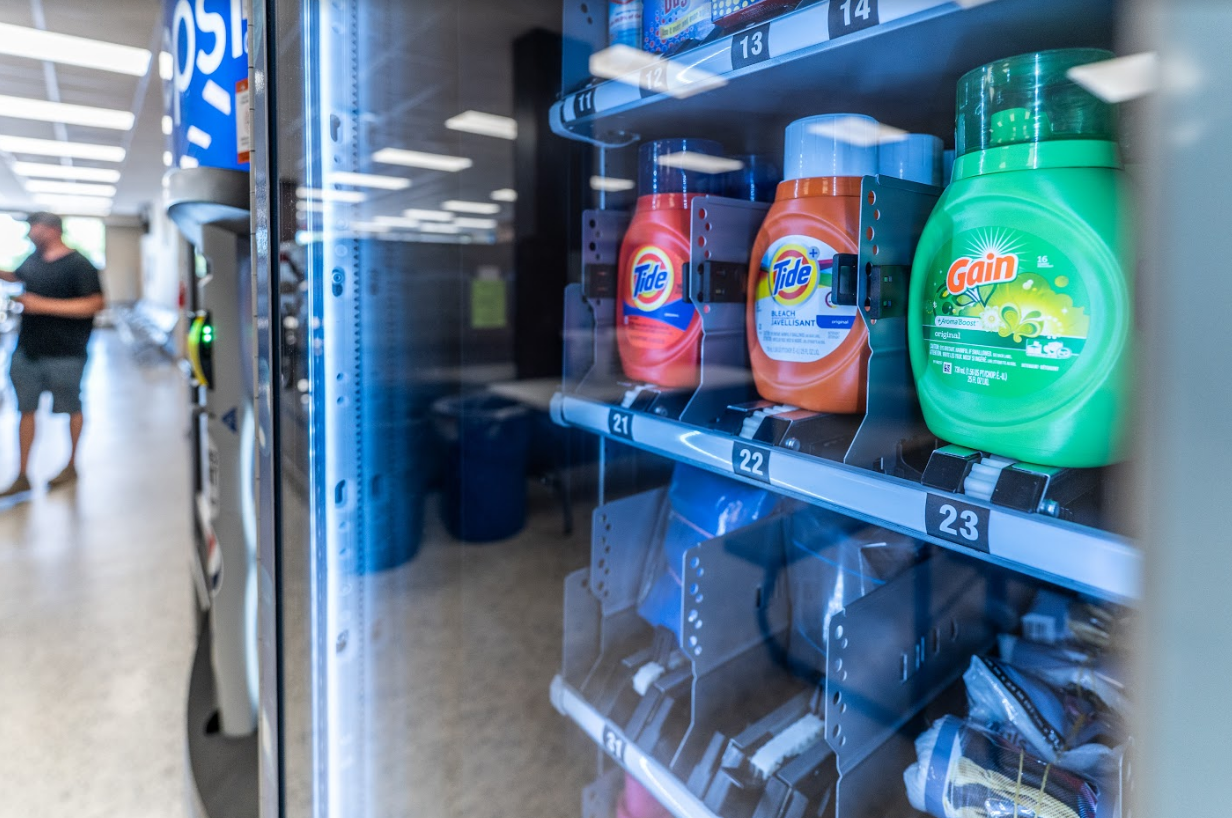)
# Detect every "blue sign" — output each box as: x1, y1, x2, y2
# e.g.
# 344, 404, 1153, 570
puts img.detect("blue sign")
165, 0, 250, 170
